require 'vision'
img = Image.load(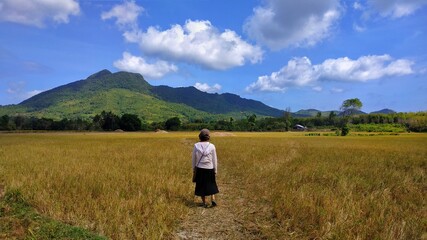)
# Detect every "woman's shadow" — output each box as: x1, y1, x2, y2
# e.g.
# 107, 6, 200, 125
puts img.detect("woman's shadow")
180, 195, 202, 208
